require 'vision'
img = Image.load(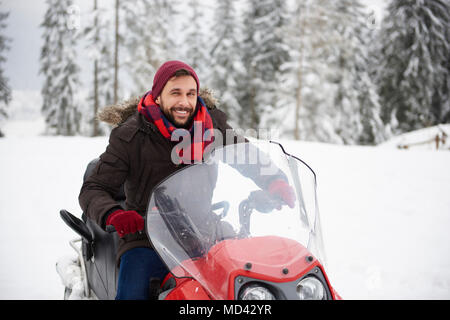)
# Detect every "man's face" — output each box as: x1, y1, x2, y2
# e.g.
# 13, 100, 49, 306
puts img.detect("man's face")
155, 75, 197, 128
